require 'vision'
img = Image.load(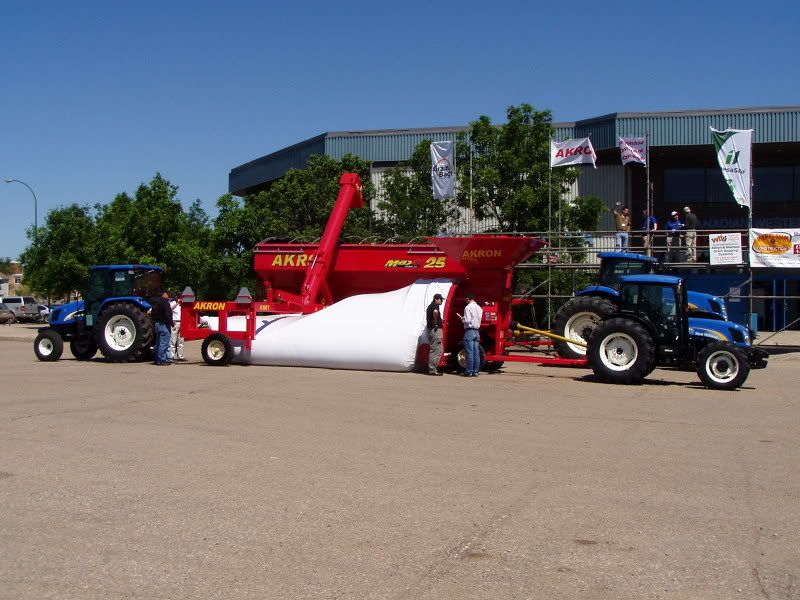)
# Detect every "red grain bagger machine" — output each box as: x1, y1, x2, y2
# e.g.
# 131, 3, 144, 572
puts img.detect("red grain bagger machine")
181, 173, 586, 370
